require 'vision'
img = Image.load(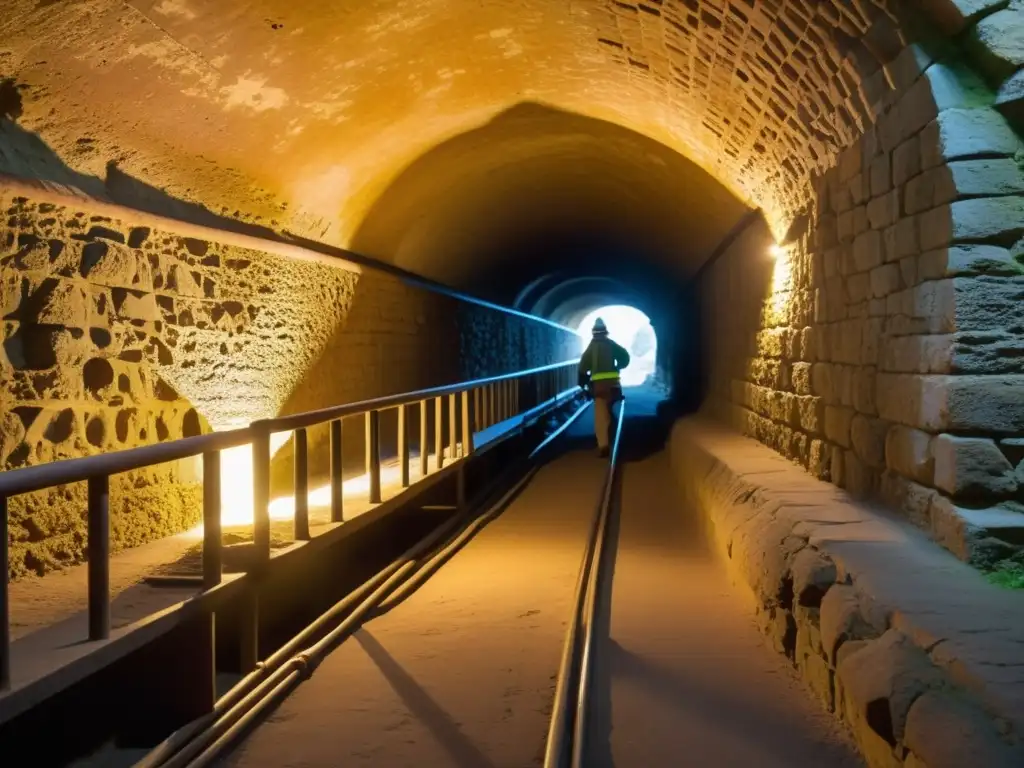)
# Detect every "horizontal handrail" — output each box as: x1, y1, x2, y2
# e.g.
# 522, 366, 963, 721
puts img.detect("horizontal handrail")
0, 358, 582, 694
0, 361, 578, 499
257, 360, 579, 434
0, 428, 253, 499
